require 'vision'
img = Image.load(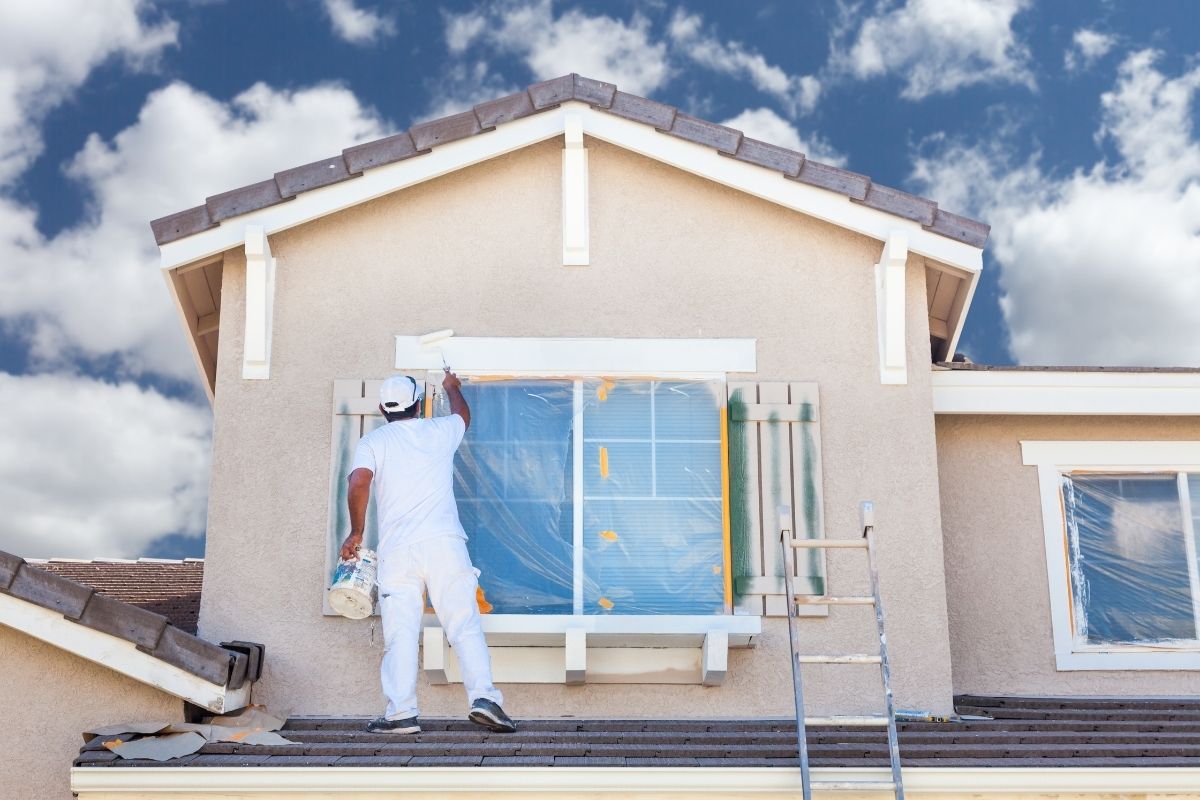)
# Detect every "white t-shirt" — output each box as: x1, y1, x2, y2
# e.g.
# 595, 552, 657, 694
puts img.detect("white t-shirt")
351, 414, 467, 553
